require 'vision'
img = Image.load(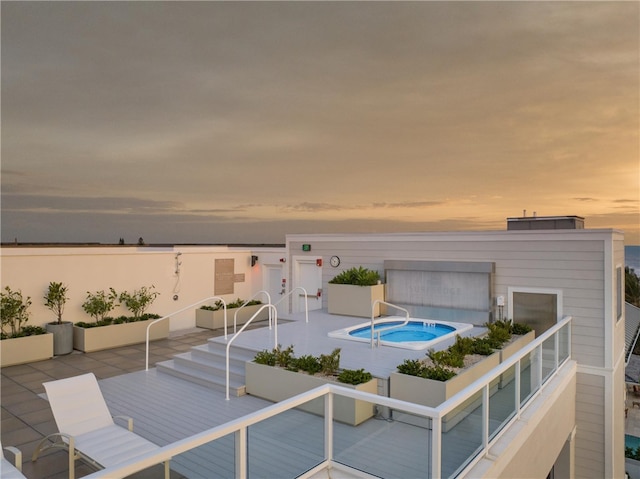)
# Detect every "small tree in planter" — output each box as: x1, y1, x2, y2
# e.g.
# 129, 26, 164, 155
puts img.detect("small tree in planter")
328, 267, 381, 286
81, 288, 119, 324
1, 287, 51, 366
44, 282, 68, 325
1, 286, 44, 339
44, 282, 73, 355
119, 286, 159, 320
